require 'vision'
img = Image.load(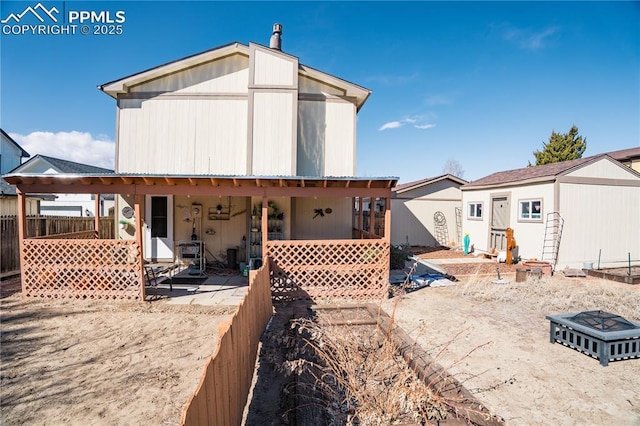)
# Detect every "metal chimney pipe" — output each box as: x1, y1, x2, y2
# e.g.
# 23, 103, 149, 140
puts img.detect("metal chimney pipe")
269, 23, 282, 50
